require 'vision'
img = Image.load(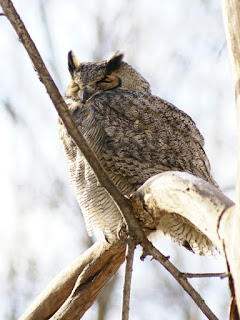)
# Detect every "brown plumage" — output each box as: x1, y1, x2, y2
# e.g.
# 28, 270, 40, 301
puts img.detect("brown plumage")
58, 51, 217, 255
